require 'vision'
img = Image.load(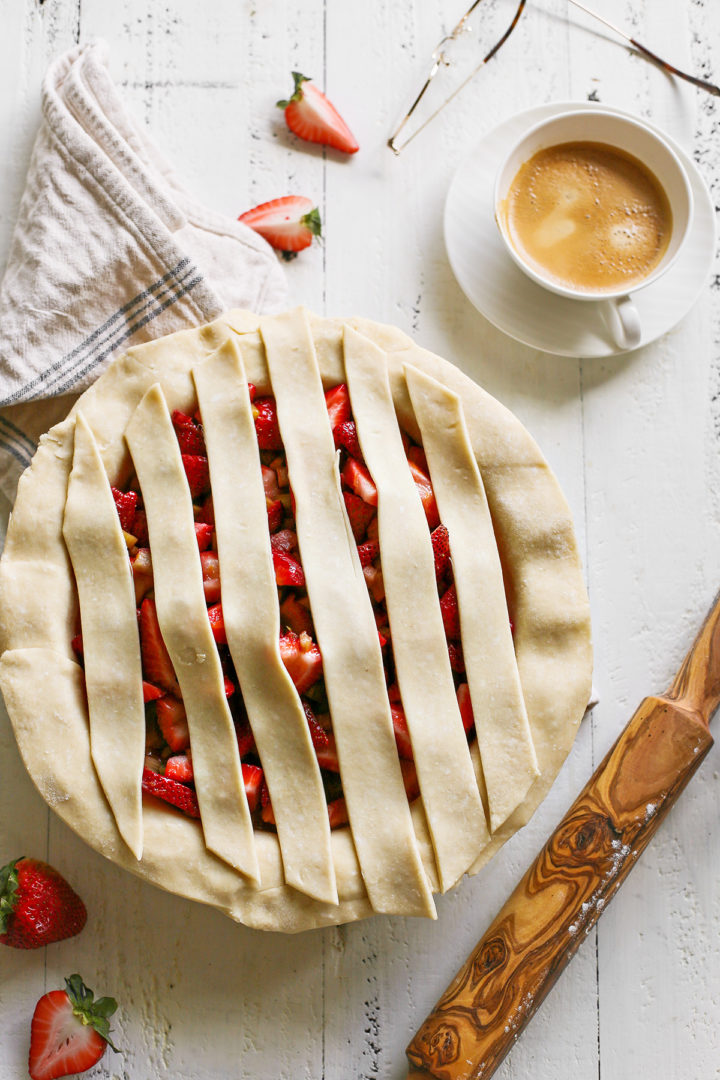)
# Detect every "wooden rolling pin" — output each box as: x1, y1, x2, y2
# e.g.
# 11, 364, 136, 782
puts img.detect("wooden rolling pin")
407, 591, 720, 1080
